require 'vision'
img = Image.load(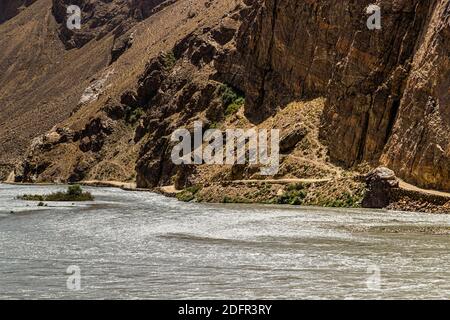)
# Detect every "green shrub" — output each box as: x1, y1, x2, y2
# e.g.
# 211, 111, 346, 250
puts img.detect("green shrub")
176, 191, 195, 202
209, 122, 219, 129
221, 84, 238, 106
176, 185, 202, 202
19, 186, 94, 202
68, 185, 82, 196
220, 84, 245, 116
125, 106, 144, 124
186, 185, 201, 194
225, 98, 244, 116
162, 51, 177, 71
319, 192, 363, 208
222, 196, 251, 204
272, 184, 308, 205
